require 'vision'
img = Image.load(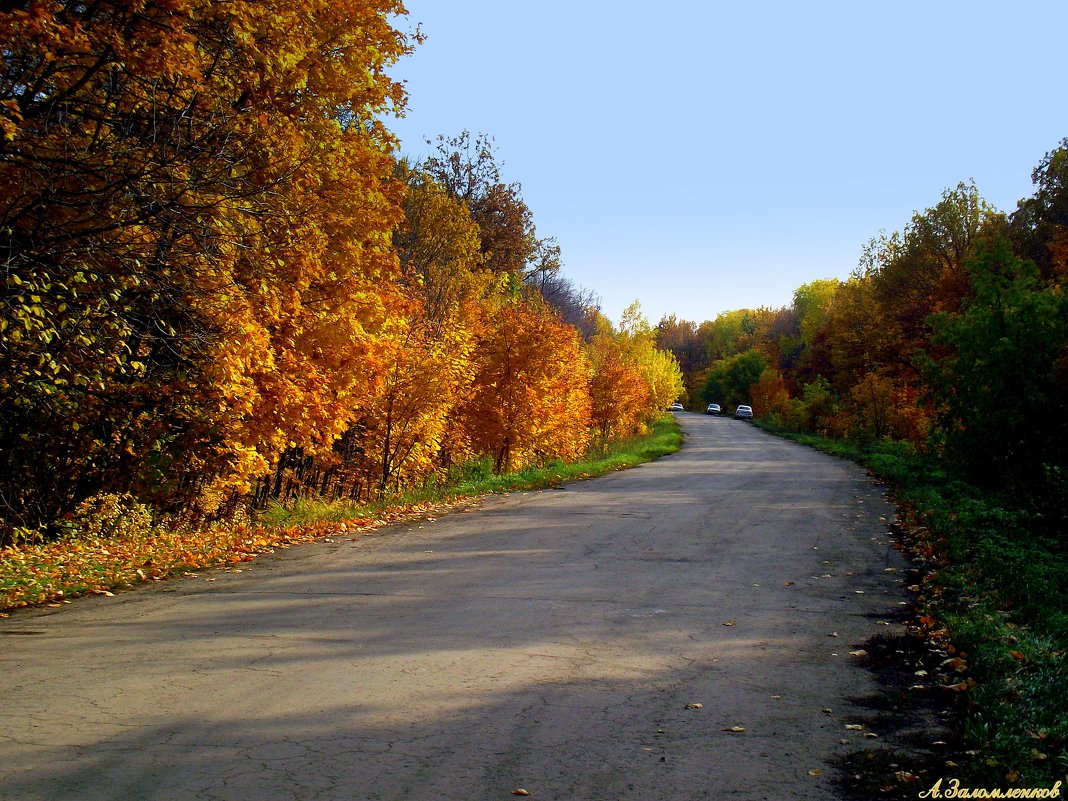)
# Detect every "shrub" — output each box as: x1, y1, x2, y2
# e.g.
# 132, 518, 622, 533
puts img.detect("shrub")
64, 493, 155, 542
